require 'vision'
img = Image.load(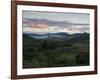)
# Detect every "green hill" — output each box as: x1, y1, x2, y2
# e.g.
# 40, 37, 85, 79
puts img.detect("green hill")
23, 33, 89, 68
